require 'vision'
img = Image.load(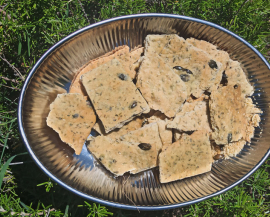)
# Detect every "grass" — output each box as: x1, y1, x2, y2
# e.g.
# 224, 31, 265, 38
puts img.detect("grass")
0, 0, 270, 216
